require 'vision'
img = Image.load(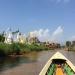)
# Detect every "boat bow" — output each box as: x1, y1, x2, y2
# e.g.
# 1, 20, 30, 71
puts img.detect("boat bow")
39, 52, 75, 75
